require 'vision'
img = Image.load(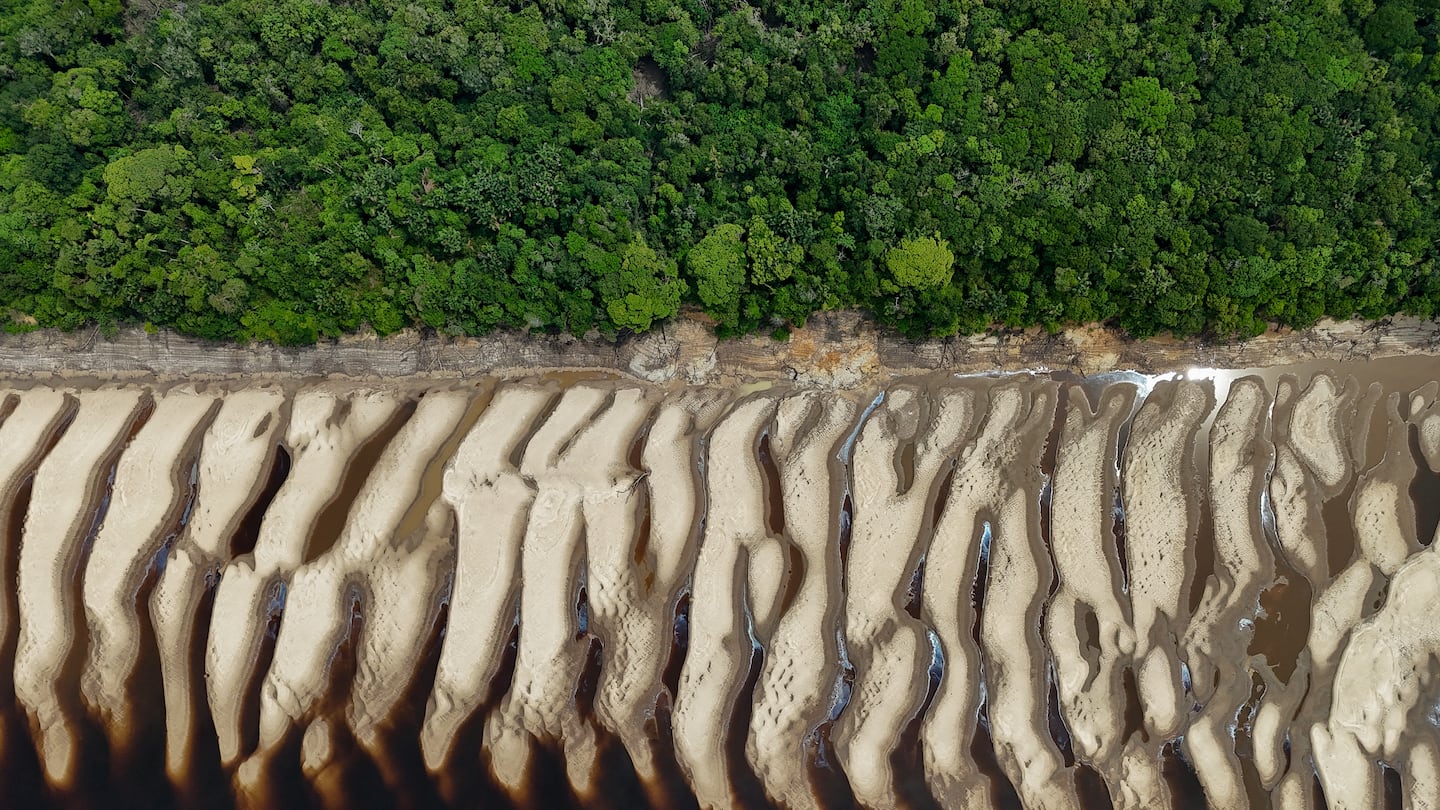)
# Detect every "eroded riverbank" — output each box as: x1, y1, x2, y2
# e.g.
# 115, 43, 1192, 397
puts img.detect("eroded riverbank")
1, 314, 1438, 388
